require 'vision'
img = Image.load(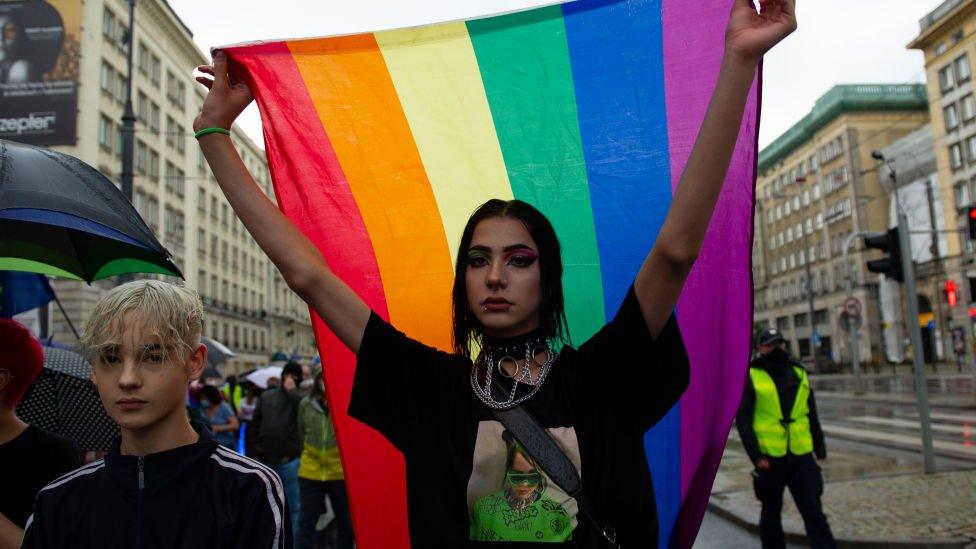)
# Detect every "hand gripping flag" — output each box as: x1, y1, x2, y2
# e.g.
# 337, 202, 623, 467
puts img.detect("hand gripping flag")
224, 0, 759, 546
